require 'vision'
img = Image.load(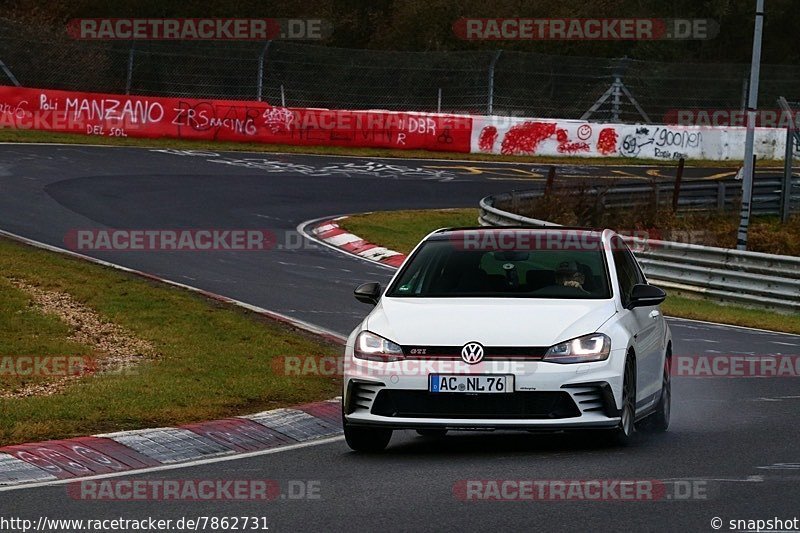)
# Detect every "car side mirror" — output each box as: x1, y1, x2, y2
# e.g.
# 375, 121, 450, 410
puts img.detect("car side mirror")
354, 282, 381, 305
626, 284, 666, 309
